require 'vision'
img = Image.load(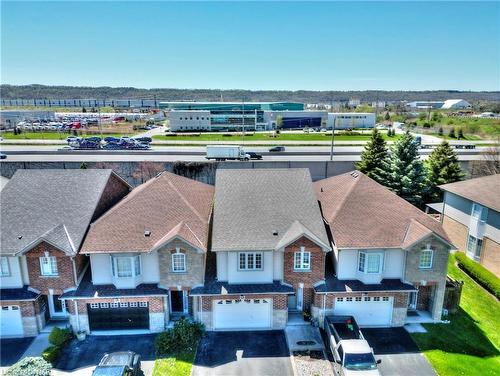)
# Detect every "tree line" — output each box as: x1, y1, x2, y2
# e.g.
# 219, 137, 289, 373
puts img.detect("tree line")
356, 130, 464, 207
1, 84, 499, 103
